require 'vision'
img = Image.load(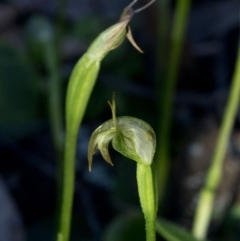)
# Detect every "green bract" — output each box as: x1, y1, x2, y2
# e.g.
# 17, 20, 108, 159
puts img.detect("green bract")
88, 94, 156, 171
